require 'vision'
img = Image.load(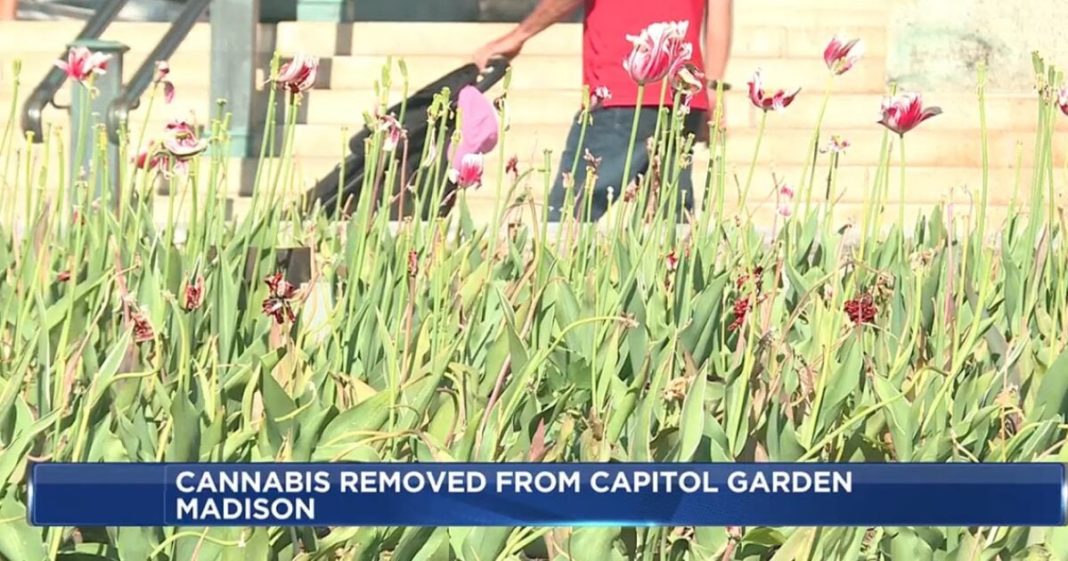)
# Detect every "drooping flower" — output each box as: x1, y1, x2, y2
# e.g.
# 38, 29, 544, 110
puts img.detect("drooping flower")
274, 53, 319, 95
155, 61, 175, 103
843, 292, 878, 325
591, 85, 612, 107
823, 35, 865, 75
56, 46, 110, 84
378, 114, 405, 152
583, 148, 602, 172
665, 250, 679, 272
728, 296, 752, 332
448, 86, 499, 169
778, 181, 796, 199
777, 204, 793, 218
162, 120, 209, 160
1057, 86, 1068, 117
133, 141, 167, 172
130, 309, 155, 344
182, 274, 205, 312
622, 21, 693, 85
748, 69, 800, 112
262, 272, 298, 325
505, 155, 519, 179
878, 93, 942, 136
822, 135, 851, 154
673, 63, 705, 96
448, 153, 484, 189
